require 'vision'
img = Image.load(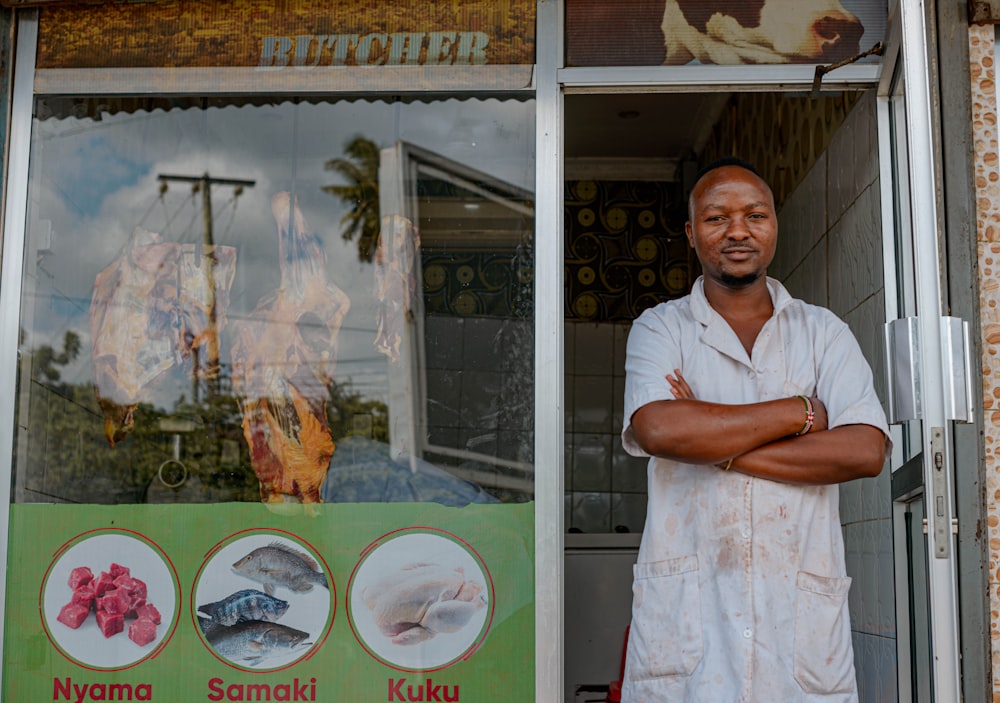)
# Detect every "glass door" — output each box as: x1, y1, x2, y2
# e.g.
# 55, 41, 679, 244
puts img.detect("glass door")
879, 1, 963, 700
